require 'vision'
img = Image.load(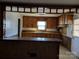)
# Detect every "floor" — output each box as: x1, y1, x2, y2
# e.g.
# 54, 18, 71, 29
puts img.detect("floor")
59, 46, 79, 59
